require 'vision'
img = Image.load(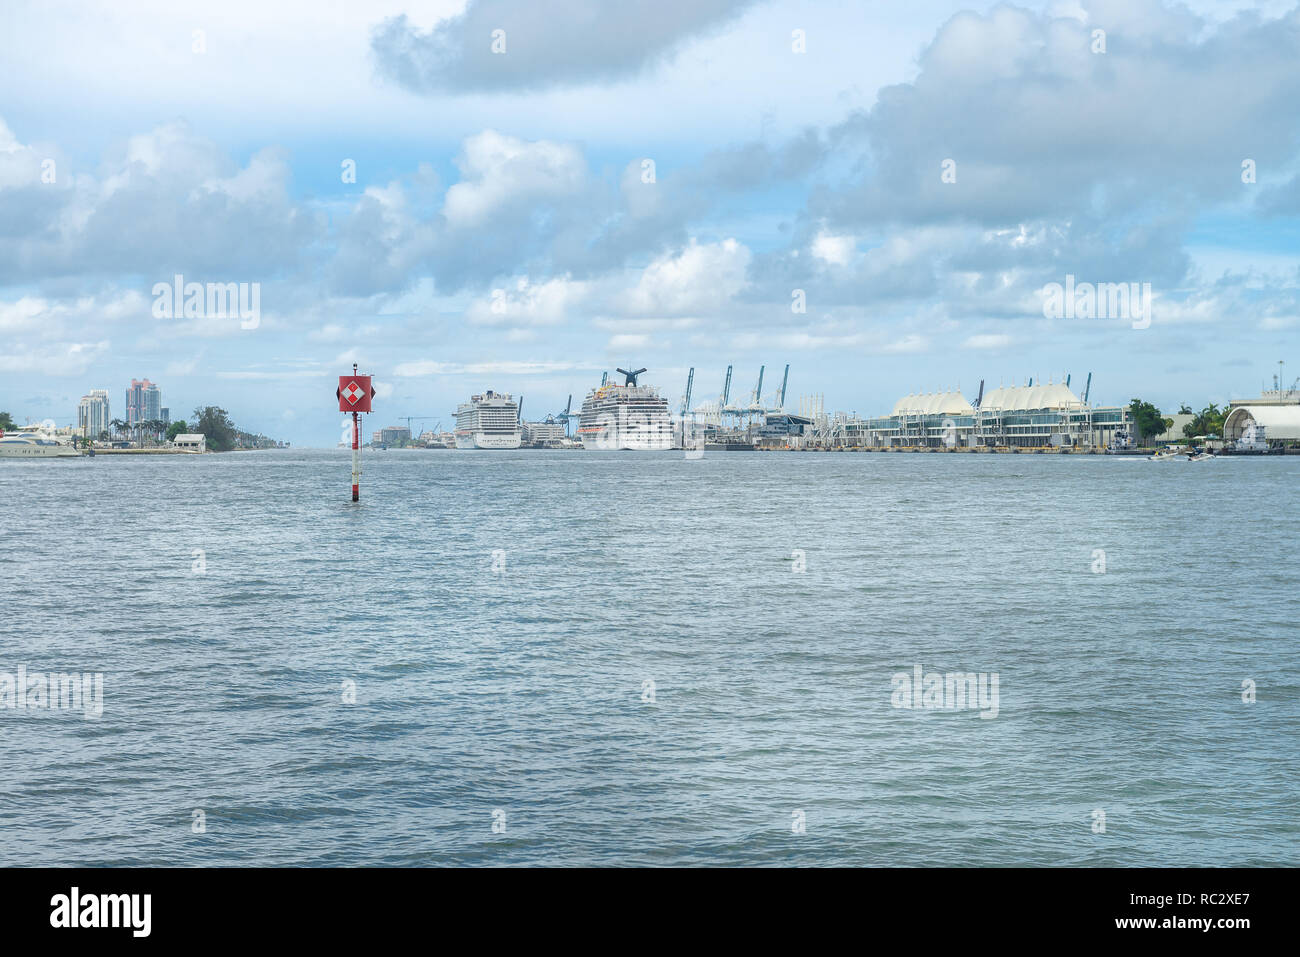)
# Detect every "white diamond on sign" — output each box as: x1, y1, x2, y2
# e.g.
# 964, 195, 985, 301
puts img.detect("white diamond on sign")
344, 382, 363, 404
